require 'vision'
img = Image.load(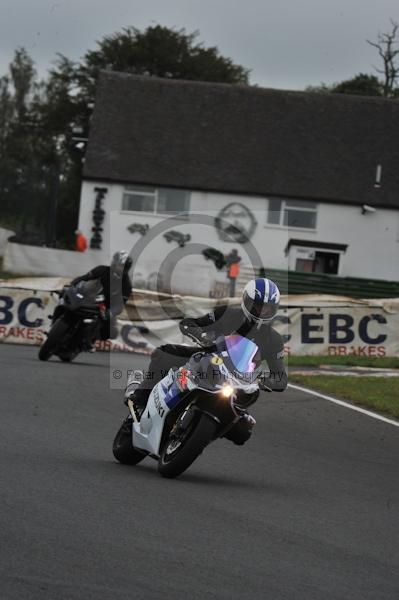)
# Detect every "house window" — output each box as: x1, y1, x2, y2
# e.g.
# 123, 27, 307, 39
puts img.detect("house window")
157, 188, 190, 214
122, 186, 156, 212
267, 198, 317, 229
122, 185, 190, 215
296, 251, 340, 274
